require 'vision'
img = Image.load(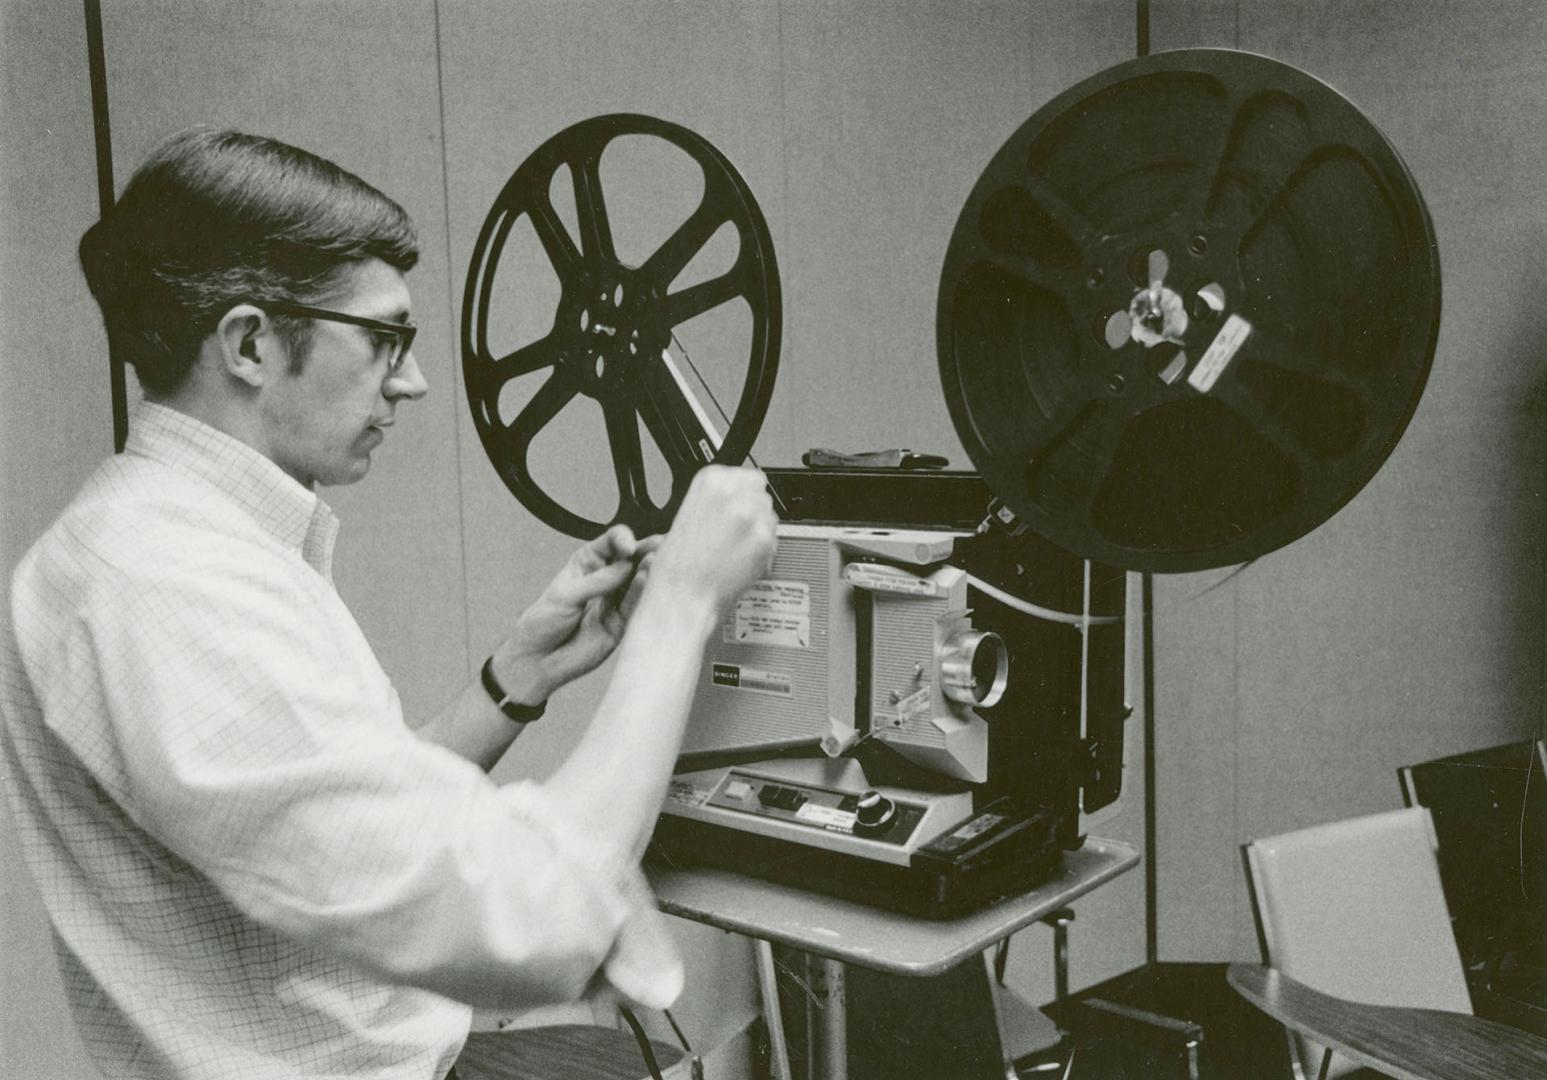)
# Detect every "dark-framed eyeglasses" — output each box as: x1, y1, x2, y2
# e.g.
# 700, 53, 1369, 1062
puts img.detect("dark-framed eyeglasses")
262, 299, 417, 374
